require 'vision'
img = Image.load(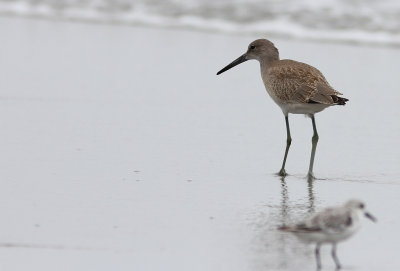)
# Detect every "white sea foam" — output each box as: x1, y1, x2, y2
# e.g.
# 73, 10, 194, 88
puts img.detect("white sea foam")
1, 0, 400, 46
